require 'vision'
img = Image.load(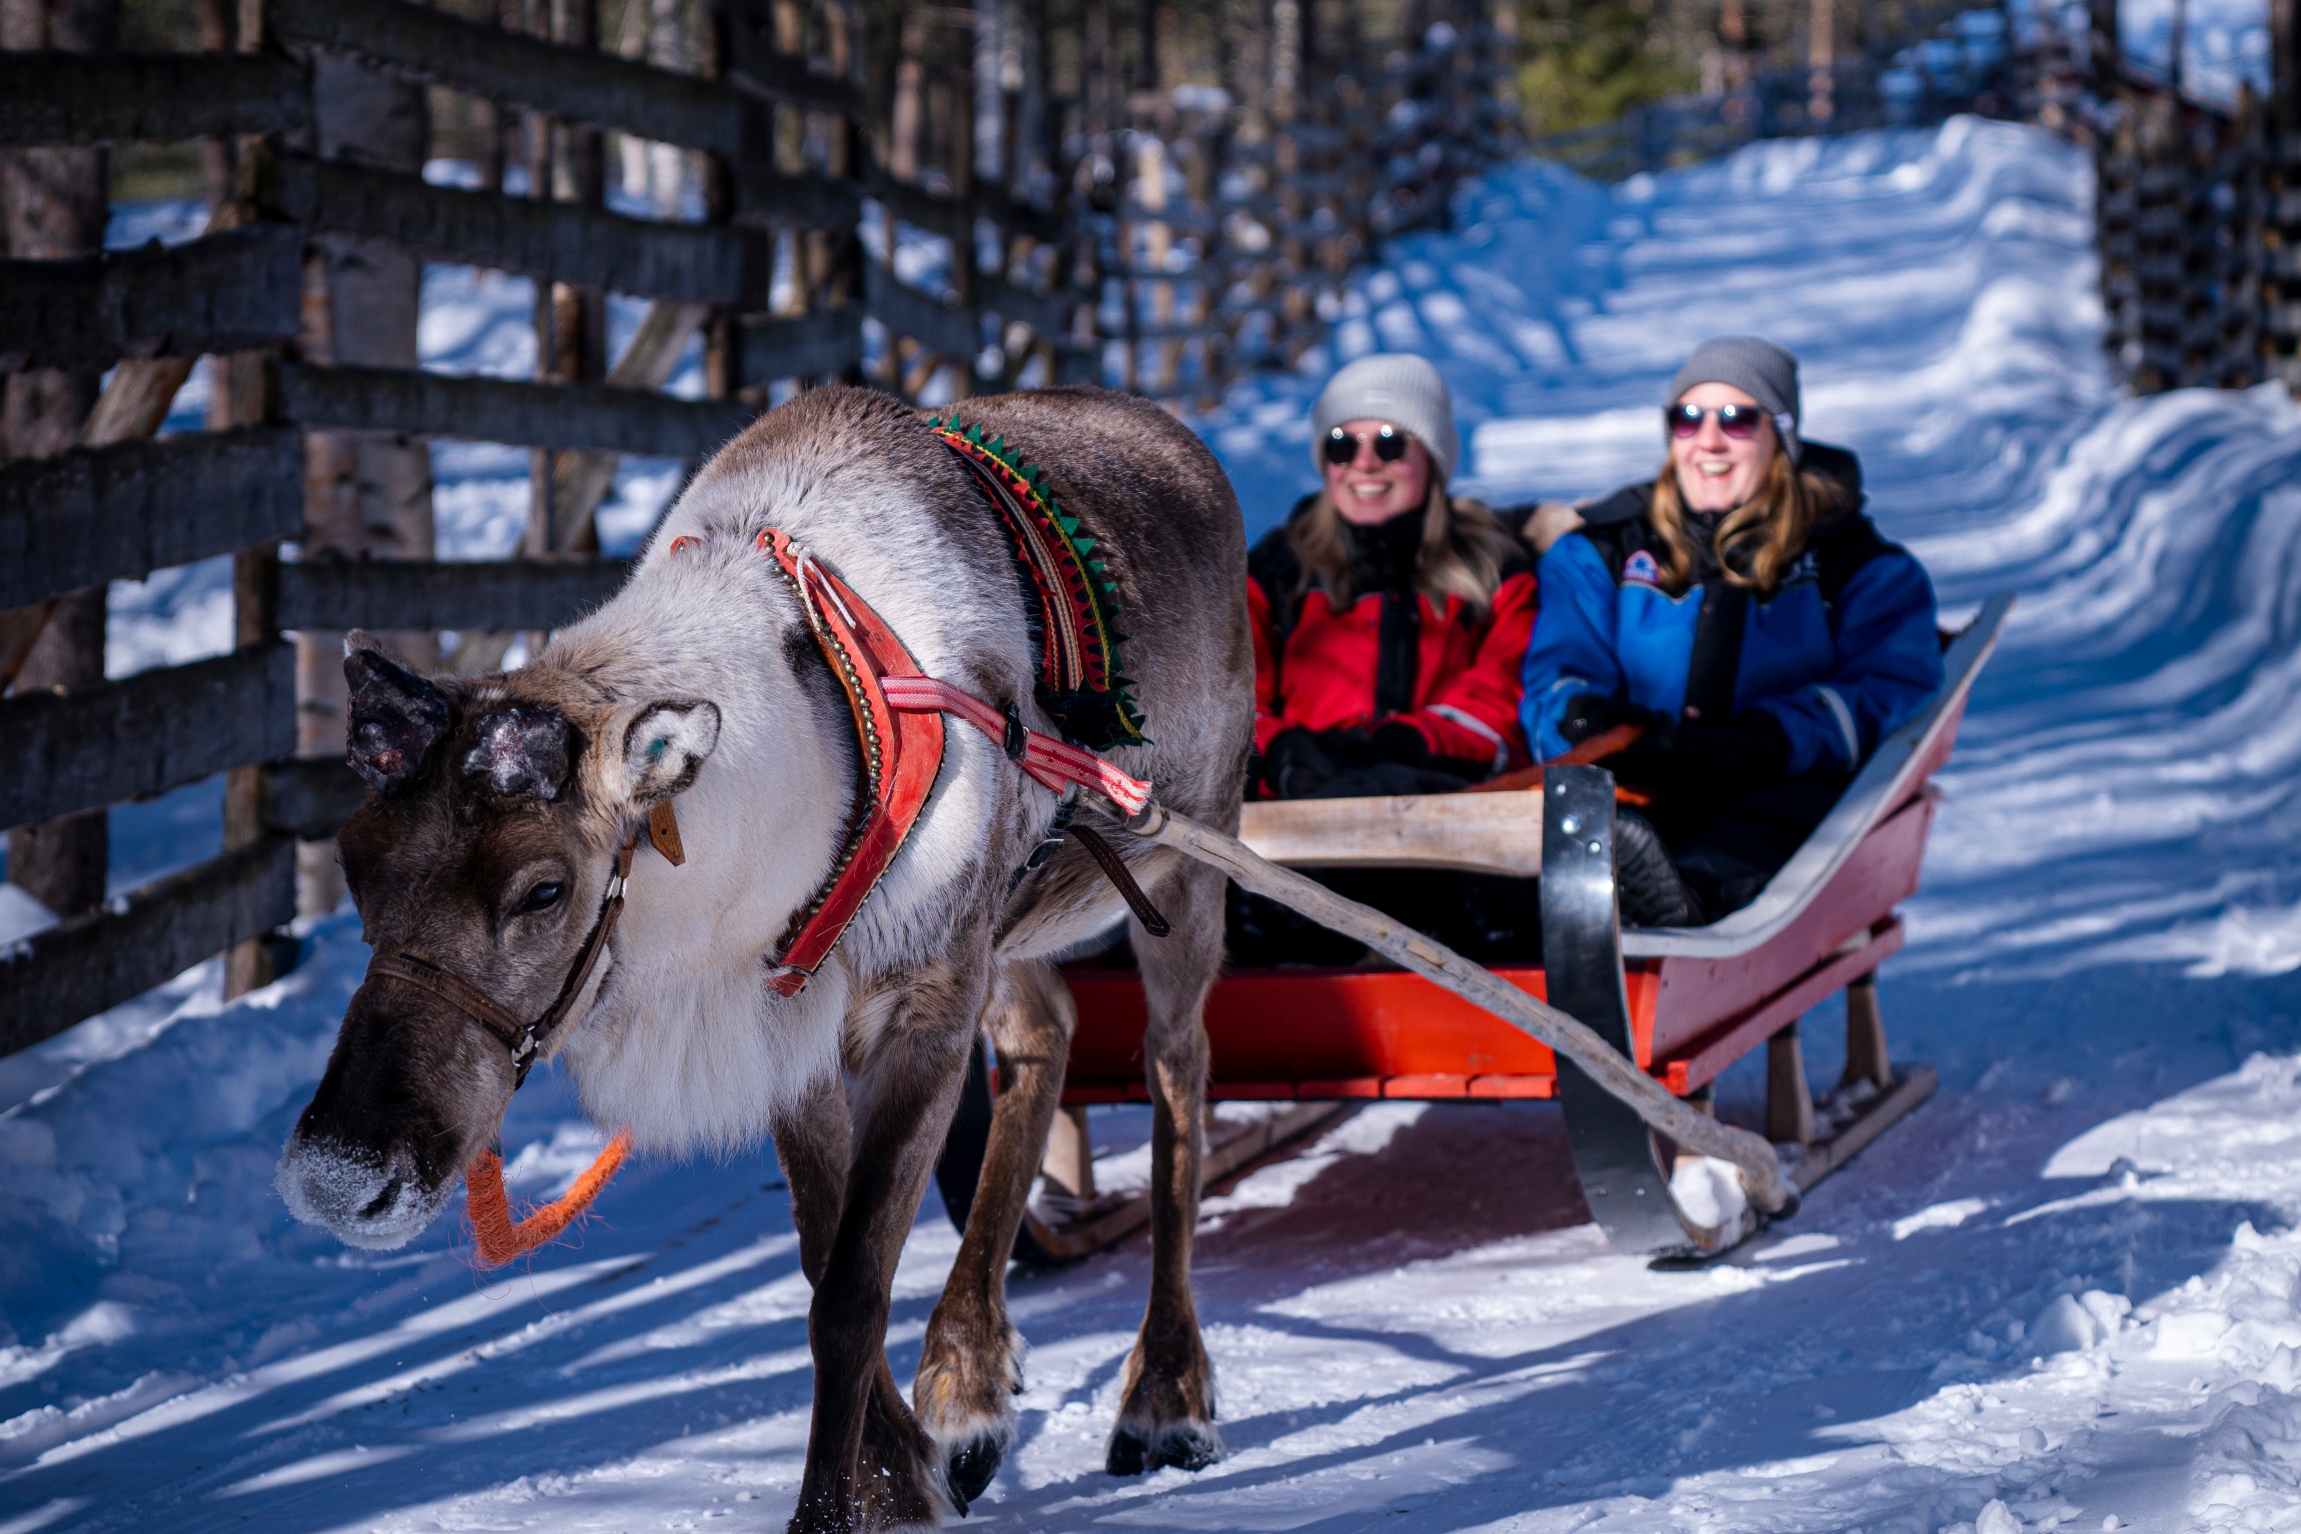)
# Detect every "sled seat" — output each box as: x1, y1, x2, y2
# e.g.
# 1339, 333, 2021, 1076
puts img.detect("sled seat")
1062, 596, 2008, 1109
